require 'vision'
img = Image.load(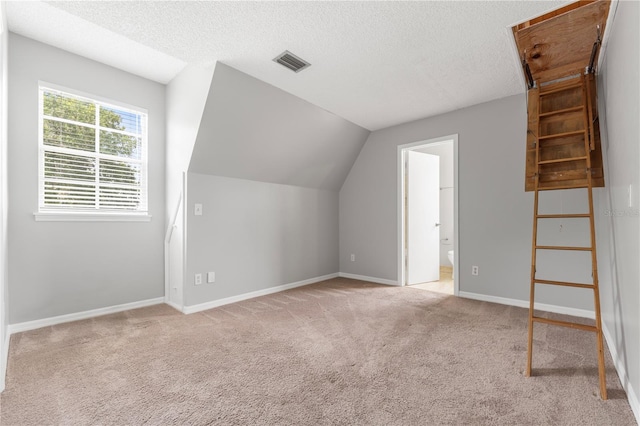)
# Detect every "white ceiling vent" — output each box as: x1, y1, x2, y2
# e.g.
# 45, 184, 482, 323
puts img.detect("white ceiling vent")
273, 51, 311, 73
